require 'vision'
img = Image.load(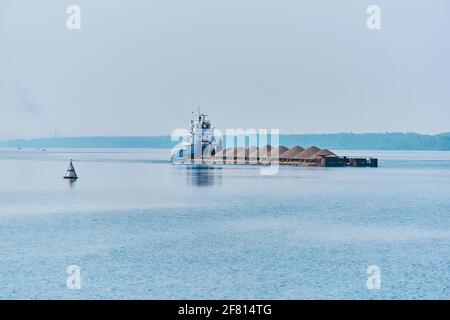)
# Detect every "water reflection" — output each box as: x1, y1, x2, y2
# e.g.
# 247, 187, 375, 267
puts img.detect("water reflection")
186, 167, 221, 187
65, 178, 78, 188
